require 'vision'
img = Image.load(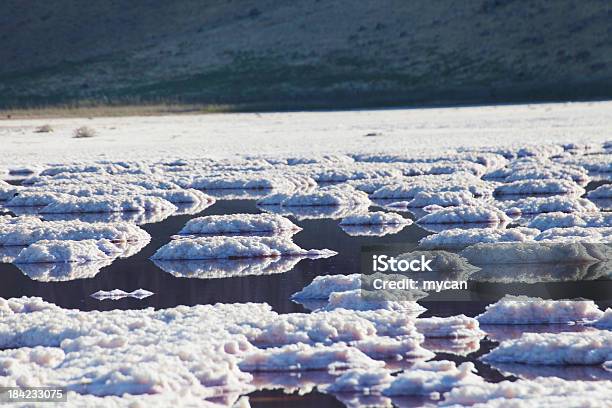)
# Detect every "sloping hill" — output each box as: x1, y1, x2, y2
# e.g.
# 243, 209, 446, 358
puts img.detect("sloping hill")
1, 0, 611, 109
